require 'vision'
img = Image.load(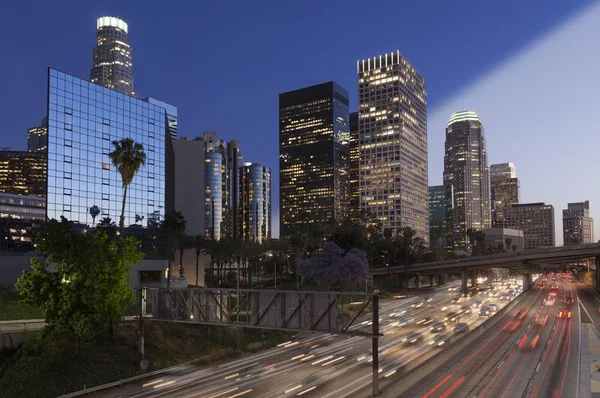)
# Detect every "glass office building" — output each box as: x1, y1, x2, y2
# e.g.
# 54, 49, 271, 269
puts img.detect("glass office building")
46, 68, 169, 256
238, 162, 271, 243
0, 193, 46, 252
0, 150, 47, 197
349, 111, 360, 222
279, 81, 350, 237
